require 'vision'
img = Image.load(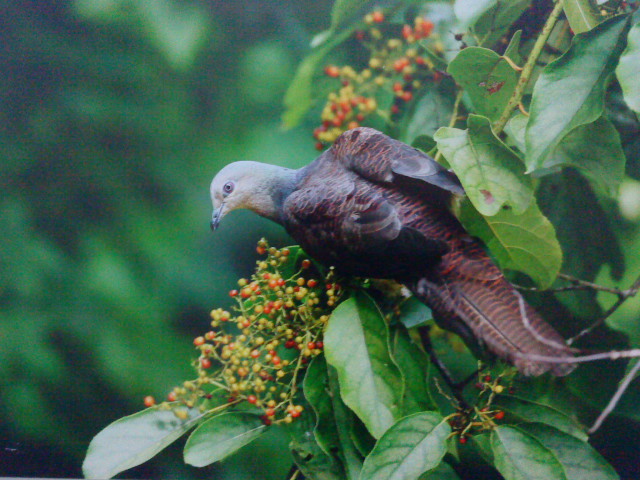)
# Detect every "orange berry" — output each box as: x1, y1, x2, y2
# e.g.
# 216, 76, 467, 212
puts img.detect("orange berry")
200, 358, 212, 369
229, 289, 239, 297
494, 410, 505, 420
324, 65, 340, 77
402, 24, 413, 39
372, 11, 384, 23
401, 91, 413, 102
193, 336, 205, 346
167, 391, 177, 402
143, 396, 156, 407
256, 246, 266, 255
